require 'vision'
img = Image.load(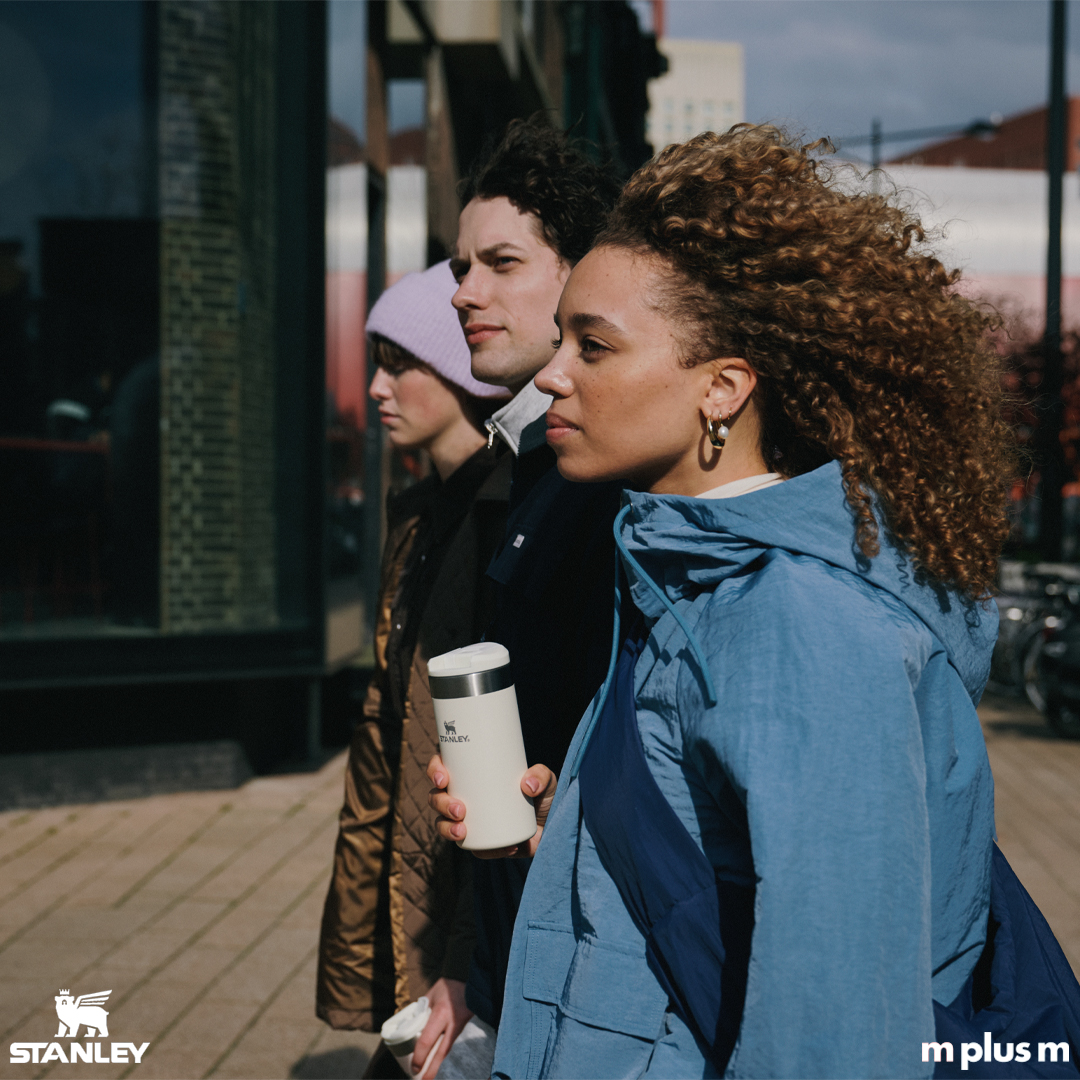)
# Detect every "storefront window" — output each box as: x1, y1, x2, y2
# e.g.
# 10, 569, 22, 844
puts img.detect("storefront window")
0, 2, 155, 635
0, 1, 315, 643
